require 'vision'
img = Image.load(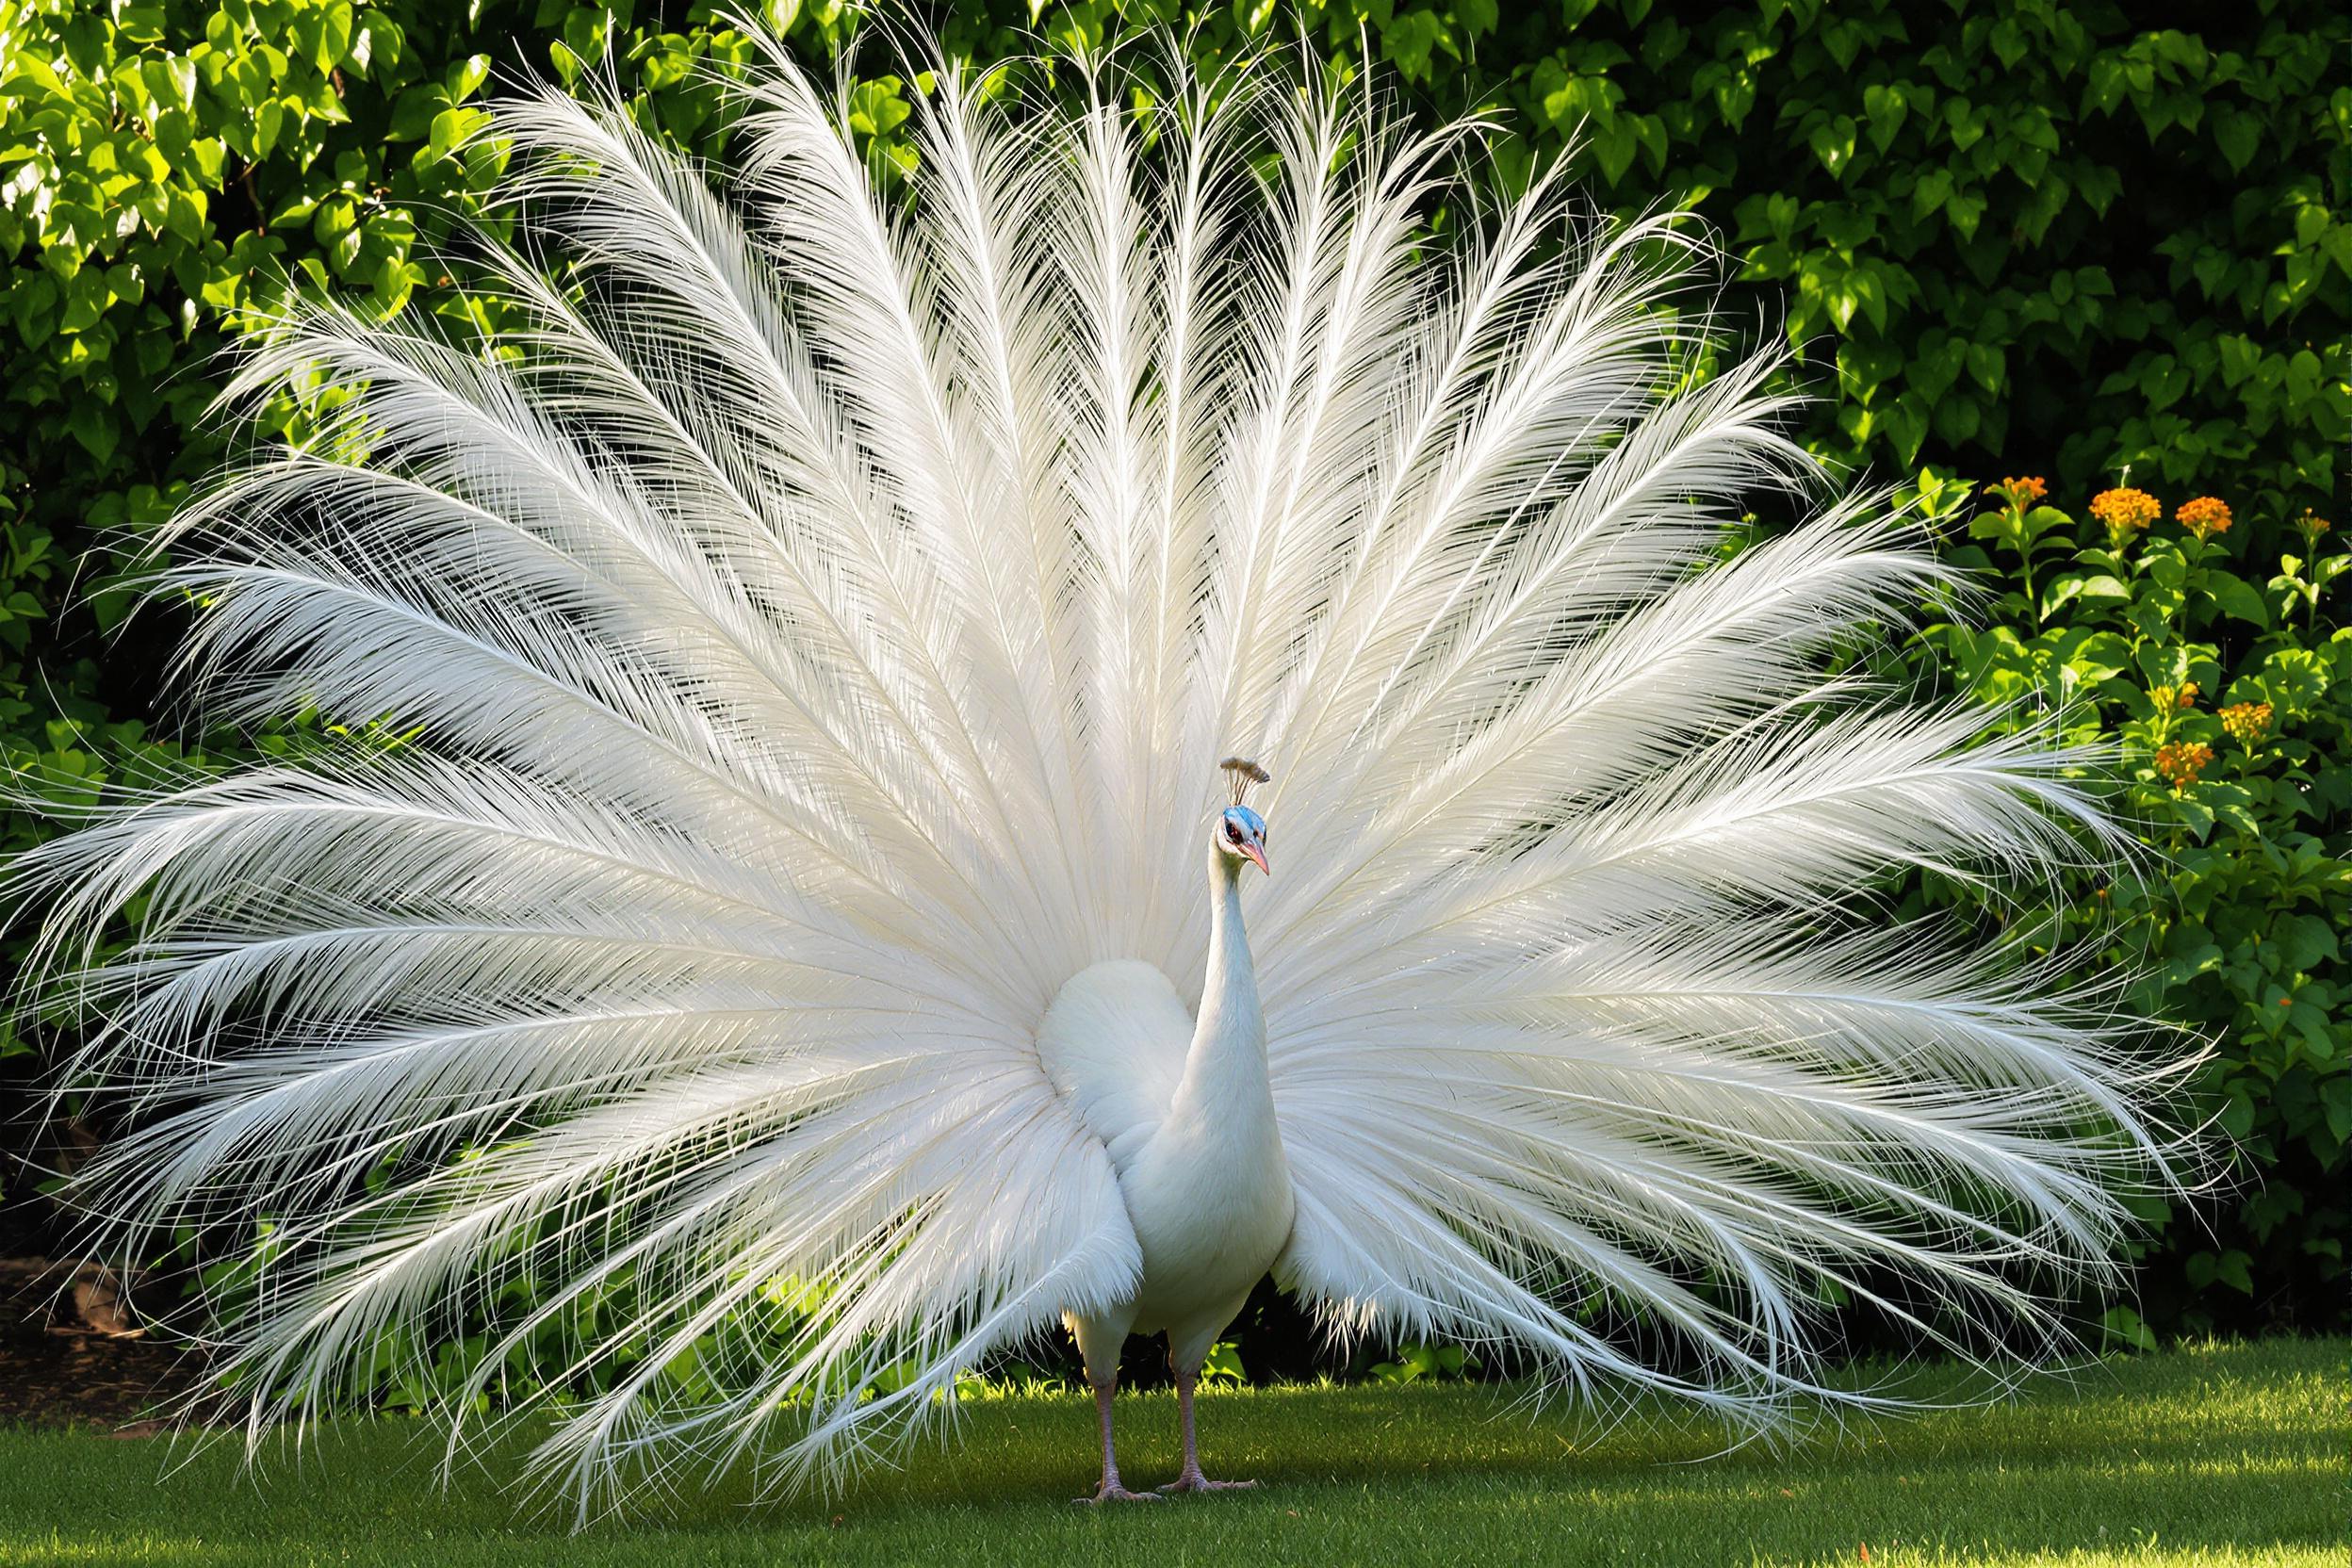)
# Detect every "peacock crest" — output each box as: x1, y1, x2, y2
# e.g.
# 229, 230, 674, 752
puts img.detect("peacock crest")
1218, 757, 1271, 807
